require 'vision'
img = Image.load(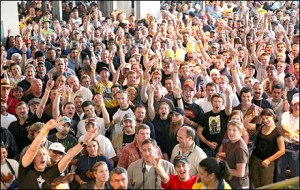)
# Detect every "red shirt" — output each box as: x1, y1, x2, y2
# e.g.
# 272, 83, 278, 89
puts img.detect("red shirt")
161, 174, 197, 189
